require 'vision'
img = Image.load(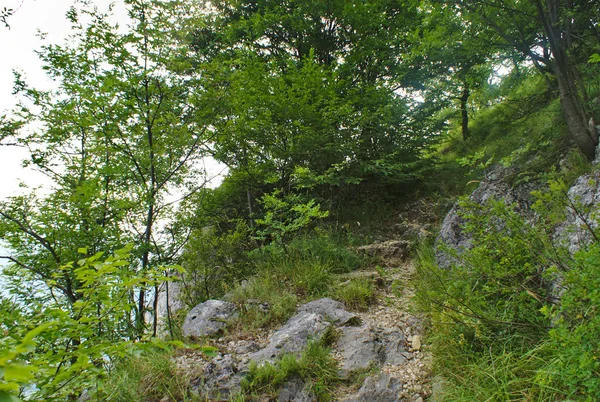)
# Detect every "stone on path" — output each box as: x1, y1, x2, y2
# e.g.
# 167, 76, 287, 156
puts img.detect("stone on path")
249, 312, 331, 363
341, 373, 403, 402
